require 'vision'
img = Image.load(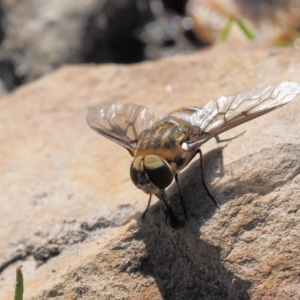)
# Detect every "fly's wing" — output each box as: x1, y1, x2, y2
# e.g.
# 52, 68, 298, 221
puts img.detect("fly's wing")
184, 82, 300, 149
87, 103, 155, 156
